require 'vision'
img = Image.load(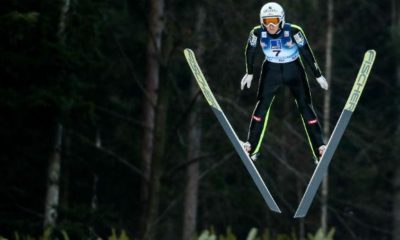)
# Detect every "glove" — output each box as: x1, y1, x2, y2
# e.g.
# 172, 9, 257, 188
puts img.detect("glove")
316, 76, 328, 90
240, 74, 253, 90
